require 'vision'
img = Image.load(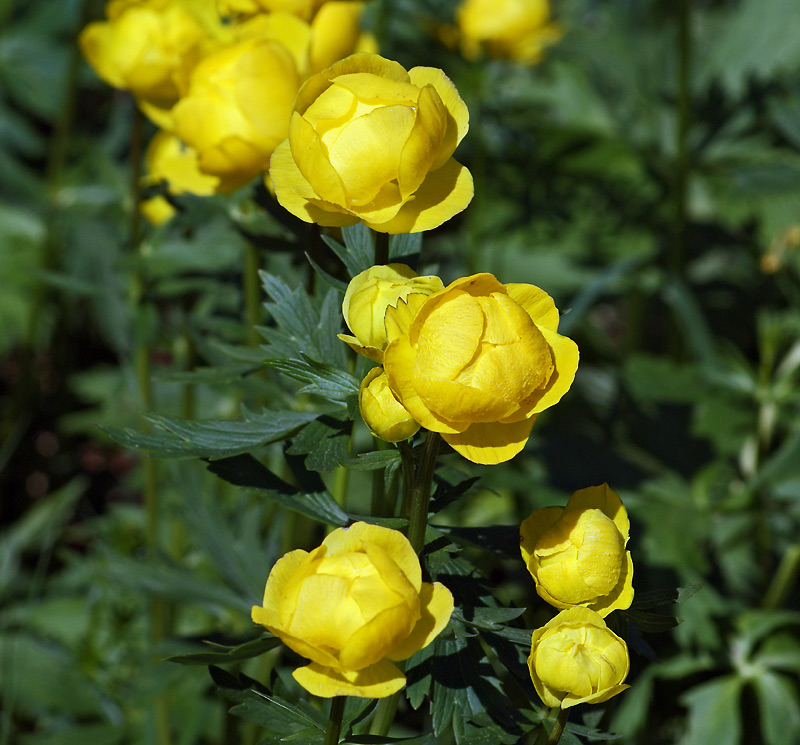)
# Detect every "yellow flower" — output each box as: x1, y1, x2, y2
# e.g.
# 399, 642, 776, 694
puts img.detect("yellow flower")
141, 195, 176, 226
79, 0, 222, 125
359, 368, 419, 442
143, 130, 221, 196
520, 484, 634, 616
383, 273, 579, 465
171, 36, 301, 191
269, 53, 473, 233
528, 608, 630, 709
338, 264, 444, 363
219, 0, 347, 22
251, 522, 453, 698
456, 0, 563, 64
